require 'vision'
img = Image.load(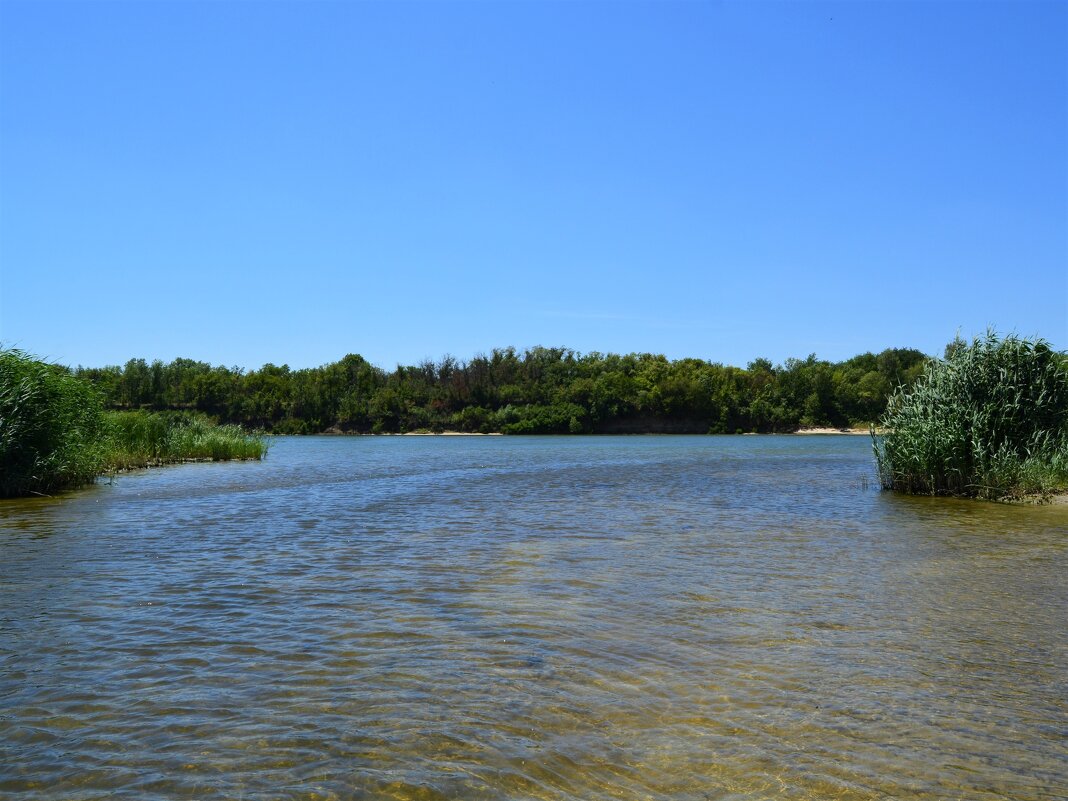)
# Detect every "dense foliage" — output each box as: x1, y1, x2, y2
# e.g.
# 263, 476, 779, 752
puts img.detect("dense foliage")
873, 333, 1068, 500
1, 350, 267, 498
74, 346, 929, 435
1, 348, 108, 496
